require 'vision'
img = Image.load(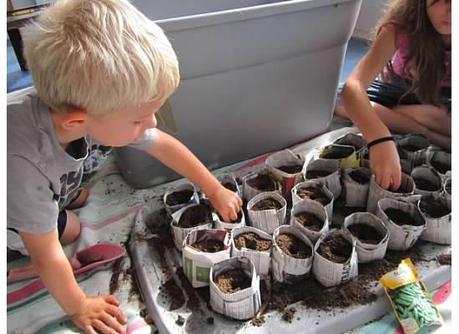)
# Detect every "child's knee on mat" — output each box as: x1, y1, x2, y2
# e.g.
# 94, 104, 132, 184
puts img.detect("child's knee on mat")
60, 211, 81, 245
